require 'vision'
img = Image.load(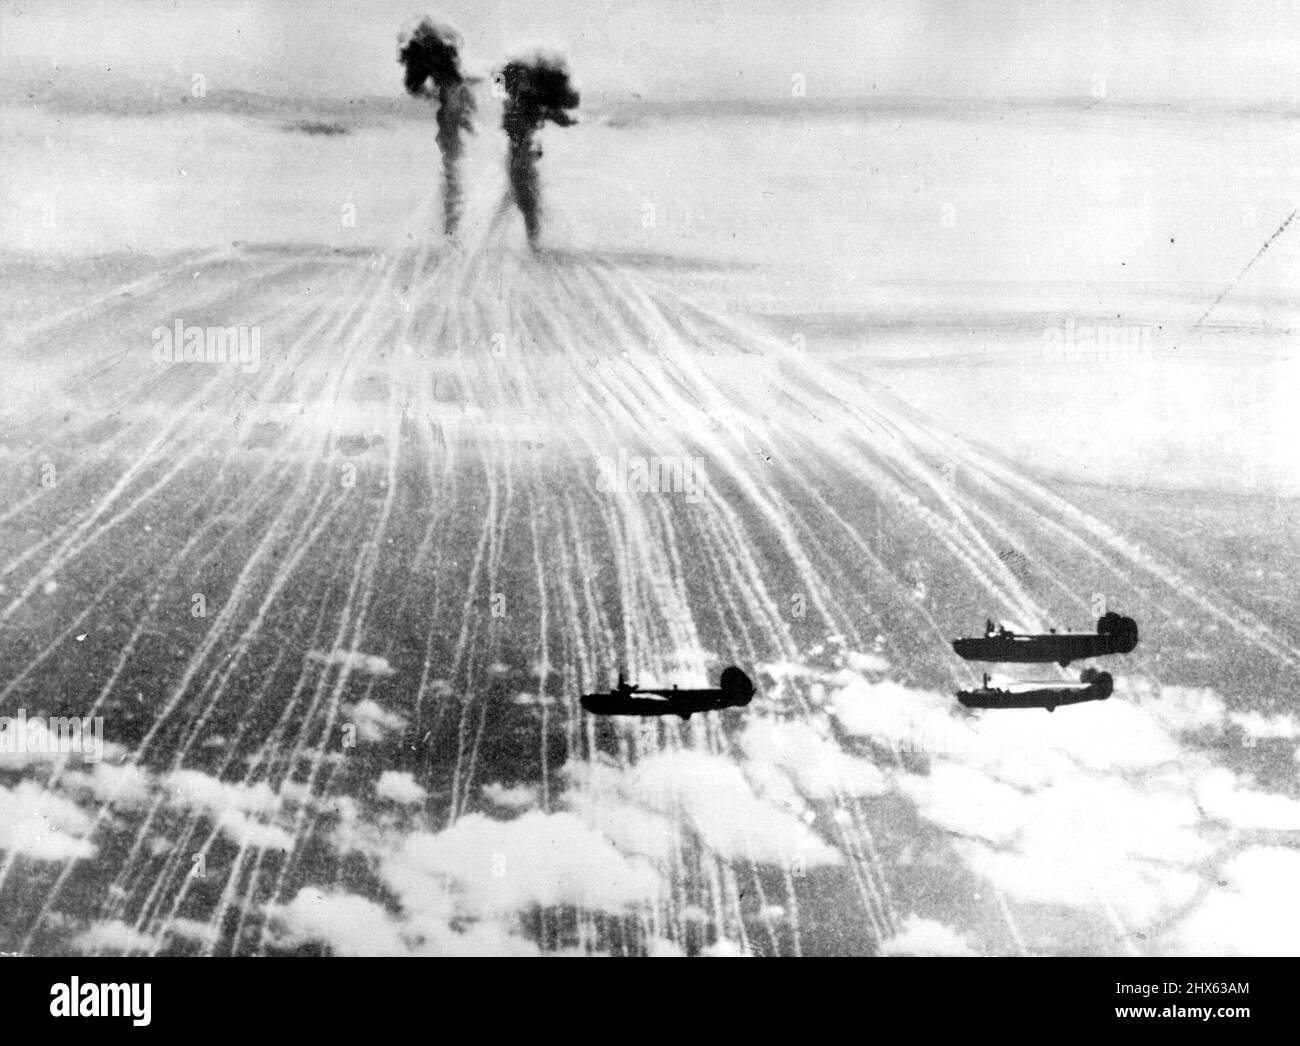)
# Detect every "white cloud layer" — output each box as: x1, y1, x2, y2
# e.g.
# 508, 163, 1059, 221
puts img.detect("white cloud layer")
376, 770, 427, 805
882, 915, 977, 957
817, 657, 1300, 951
